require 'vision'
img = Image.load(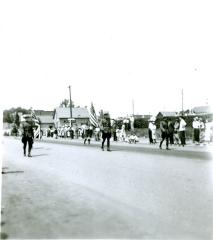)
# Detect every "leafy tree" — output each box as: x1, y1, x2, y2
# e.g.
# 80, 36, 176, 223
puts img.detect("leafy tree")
14, 112, 20, 127
60, 99, 74, 107
3, 107, 29, 123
